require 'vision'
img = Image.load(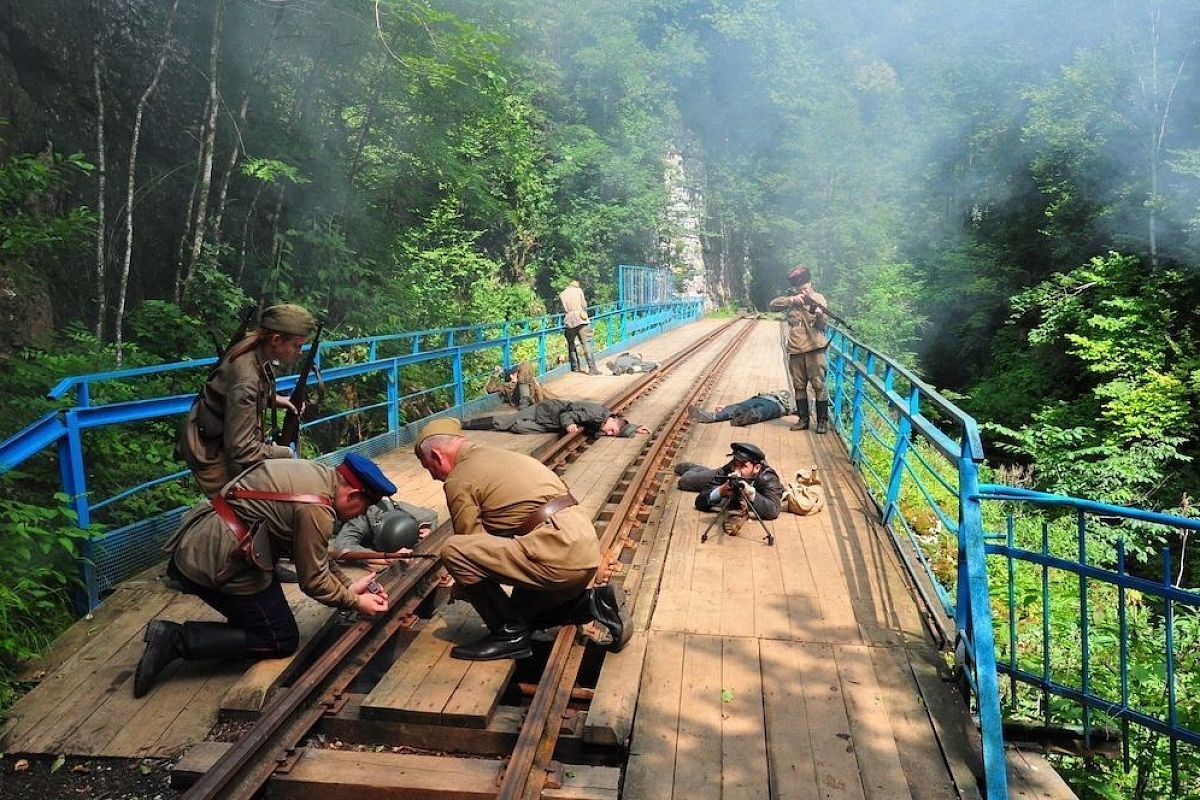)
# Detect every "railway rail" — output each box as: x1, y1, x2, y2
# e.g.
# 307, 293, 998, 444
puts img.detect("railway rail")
178, 315, 757, 800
